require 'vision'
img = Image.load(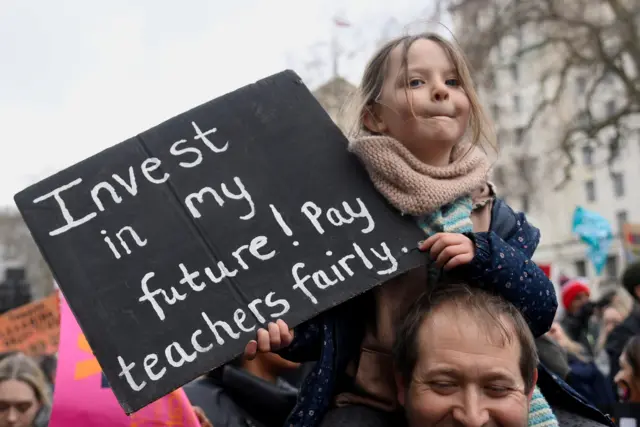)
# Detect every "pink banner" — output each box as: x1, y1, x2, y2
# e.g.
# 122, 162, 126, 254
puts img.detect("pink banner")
49, 294, 200, 427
